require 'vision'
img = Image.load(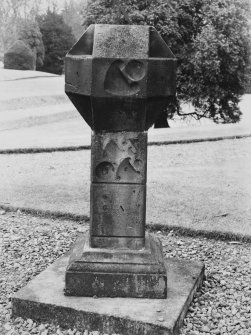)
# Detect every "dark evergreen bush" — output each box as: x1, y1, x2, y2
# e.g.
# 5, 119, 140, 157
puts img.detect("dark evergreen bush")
4, 40, 35, 70
37, 11, 75, 75
18, 20, 45, 69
